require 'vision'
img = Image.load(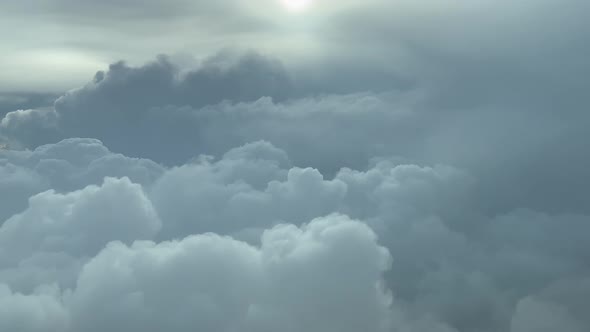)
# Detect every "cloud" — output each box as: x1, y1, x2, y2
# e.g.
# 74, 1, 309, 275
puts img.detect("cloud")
0, 138, 588, 331
319, 0, 590, 103
0, 215, 396, 332
0, 284, 69, 332
2, 0, 589, 97
0, 108, 60, 148
0, 1, 589, 330
150, 147, 346, 239
0, 93, 57, 118
510, 278, 590, 332
511, 297, 585, 332
0, 177, 160, 292
3, 38, 589, 215
0, 163, 46, 225
0, 138, 163, 222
